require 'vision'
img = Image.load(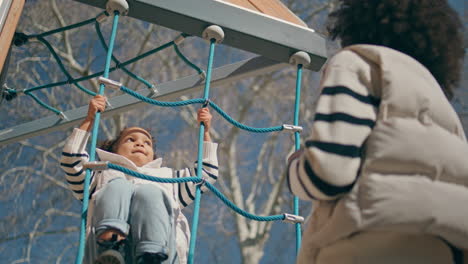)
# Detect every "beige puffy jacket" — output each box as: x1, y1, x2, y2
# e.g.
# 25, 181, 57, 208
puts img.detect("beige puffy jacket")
295, 45, 468, 264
